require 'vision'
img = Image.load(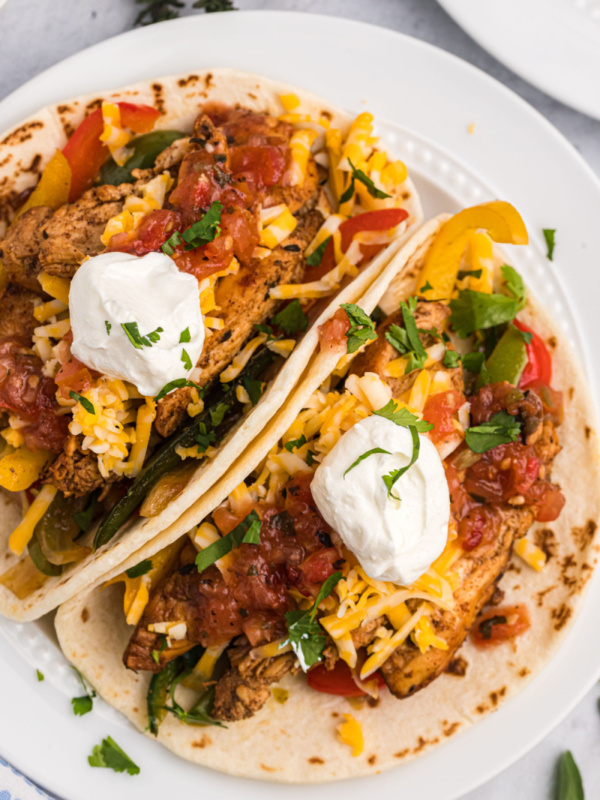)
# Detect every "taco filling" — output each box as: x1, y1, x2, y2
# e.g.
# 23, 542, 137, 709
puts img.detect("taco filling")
0, 96, 417, 593
109, 204, 565, 734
